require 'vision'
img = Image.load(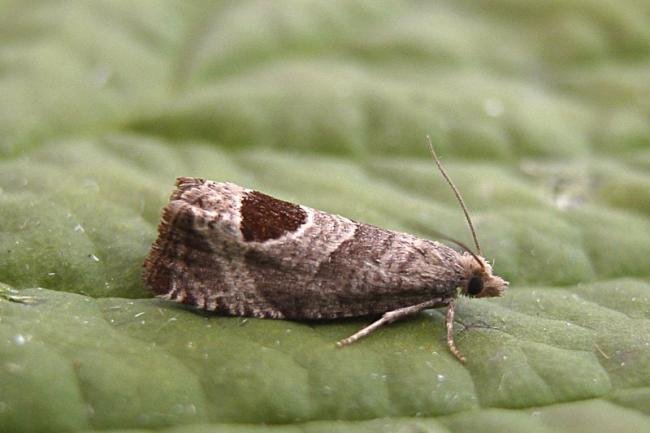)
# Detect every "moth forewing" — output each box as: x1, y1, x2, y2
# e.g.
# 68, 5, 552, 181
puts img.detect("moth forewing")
146, 178, 471, 318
